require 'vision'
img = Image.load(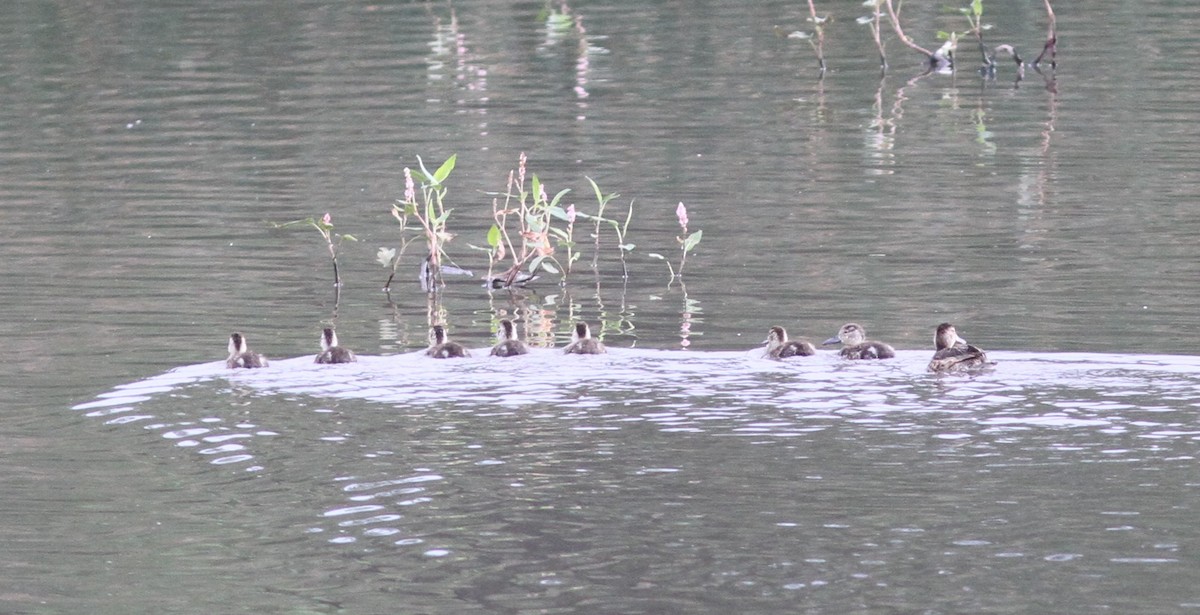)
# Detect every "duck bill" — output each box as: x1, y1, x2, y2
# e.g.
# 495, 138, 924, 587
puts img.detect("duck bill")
821, 337, 841, 346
